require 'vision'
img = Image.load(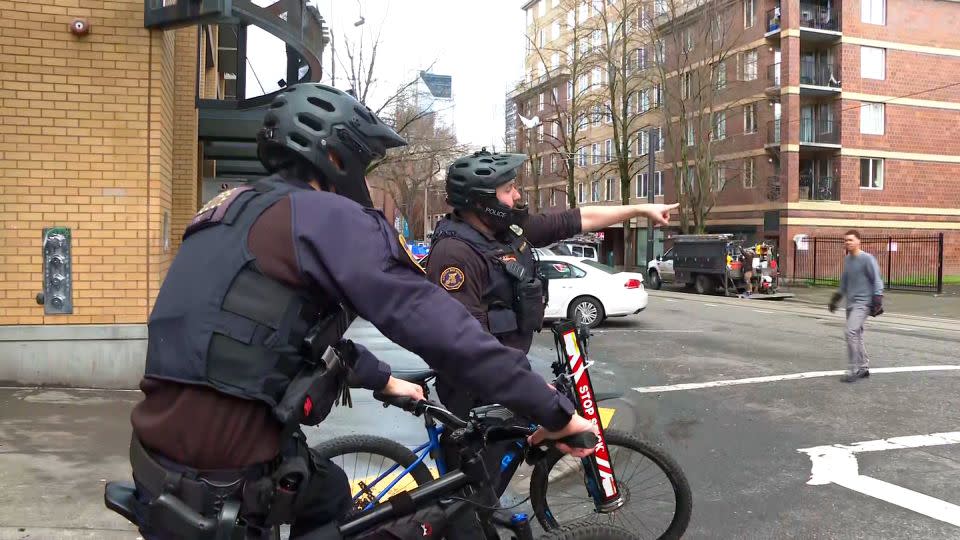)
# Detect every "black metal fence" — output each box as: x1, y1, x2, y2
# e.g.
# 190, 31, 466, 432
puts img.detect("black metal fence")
793, 234, 945, 293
